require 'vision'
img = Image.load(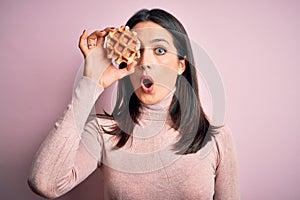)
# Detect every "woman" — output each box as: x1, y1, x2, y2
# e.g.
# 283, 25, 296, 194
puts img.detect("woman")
28, 8, 239, 200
